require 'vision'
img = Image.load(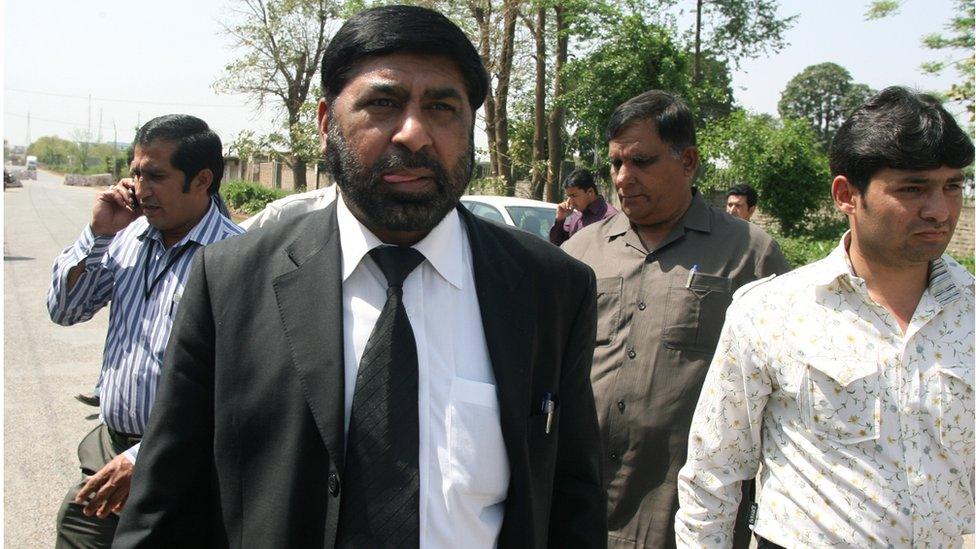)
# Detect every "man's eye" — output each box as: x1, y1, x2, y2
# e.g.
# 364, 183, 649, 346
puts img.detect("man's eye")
368, 98, 397, 108
429, 102, 456, 112
610, 160, 622, 170
945, 183, 963, 192
900, 186, 922, 193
